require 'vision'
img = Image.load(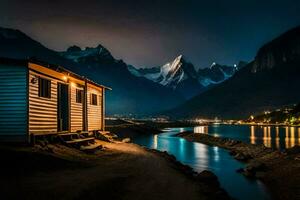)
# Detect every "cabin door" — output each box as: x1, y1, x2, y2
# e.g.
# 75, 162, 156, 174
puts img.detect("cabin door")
57, 83, 69, 132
